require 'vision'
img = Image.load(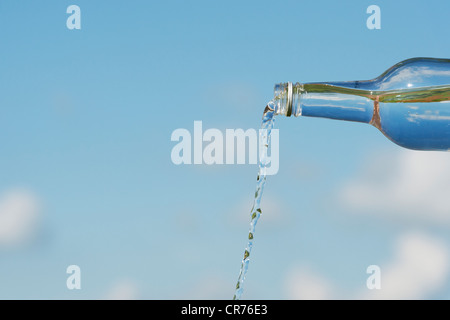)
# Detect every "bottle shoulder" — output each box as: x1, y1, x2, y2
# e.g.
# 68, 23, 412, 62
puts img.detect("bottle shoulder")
312, 58, 450, 92
373, 57, 450, 91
